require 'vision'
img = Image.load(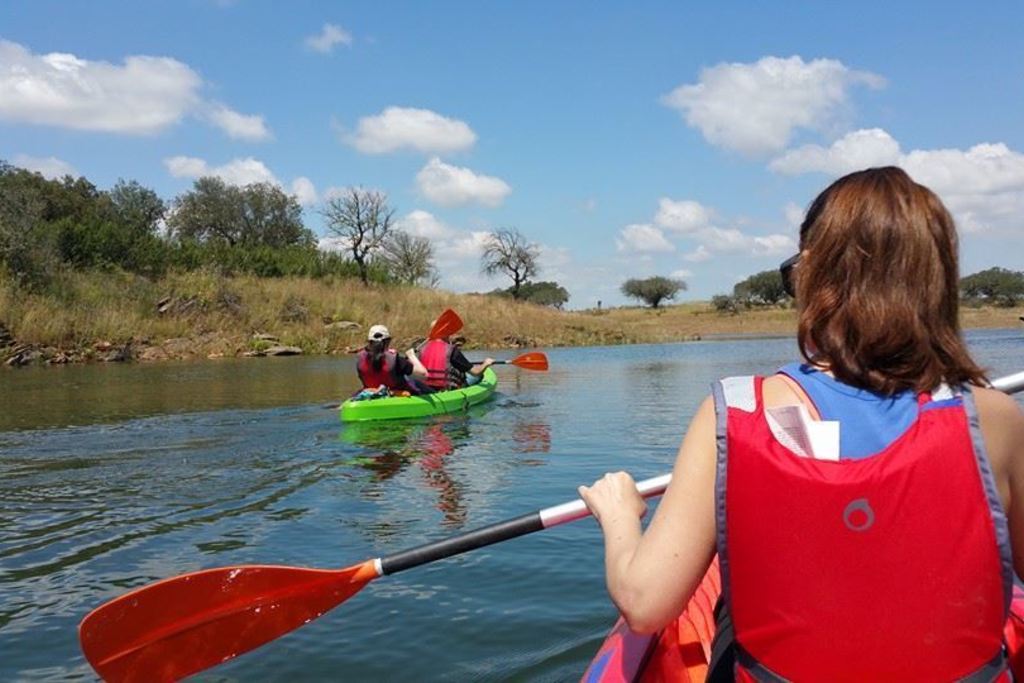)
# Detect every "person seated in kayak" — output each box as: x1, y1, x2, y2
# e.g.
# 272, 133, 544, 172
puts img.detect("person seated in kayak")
356, 324, 428, 394
410, 331, 494, 392
579, 167, 1024, 681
